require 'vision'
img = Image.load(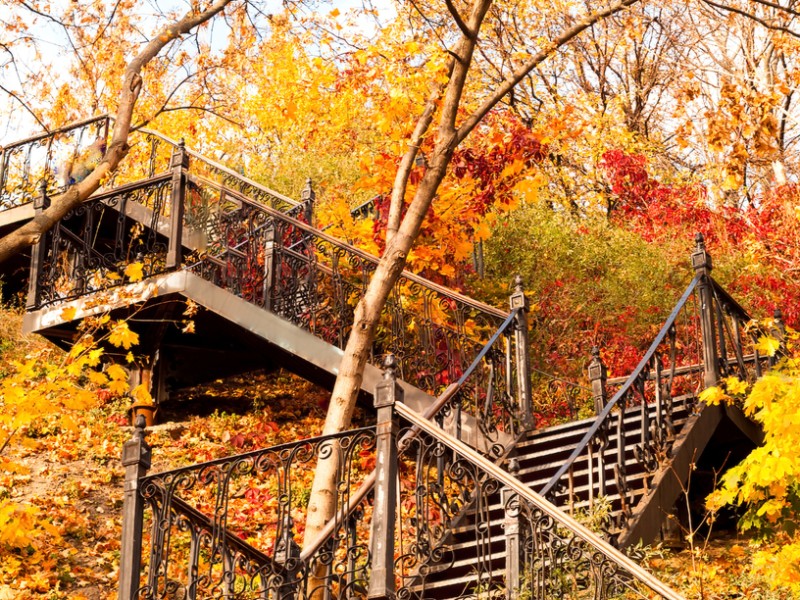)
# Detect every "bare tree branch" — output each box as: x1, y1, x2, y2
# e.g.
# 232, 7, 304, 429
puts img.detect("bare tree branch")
703, 0, 800, 37
456, 0, 644, 144
0, 82, 49, 133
